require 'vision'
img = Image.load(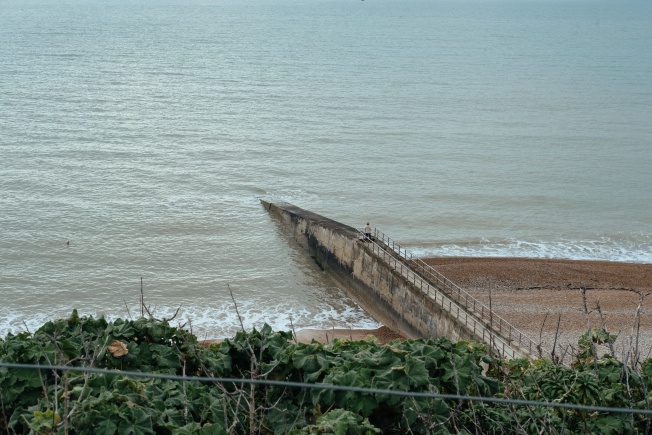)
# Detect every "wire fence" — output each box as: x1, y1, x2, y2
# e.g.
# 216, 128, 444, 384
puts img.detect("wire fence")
2, 362, 651, 416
